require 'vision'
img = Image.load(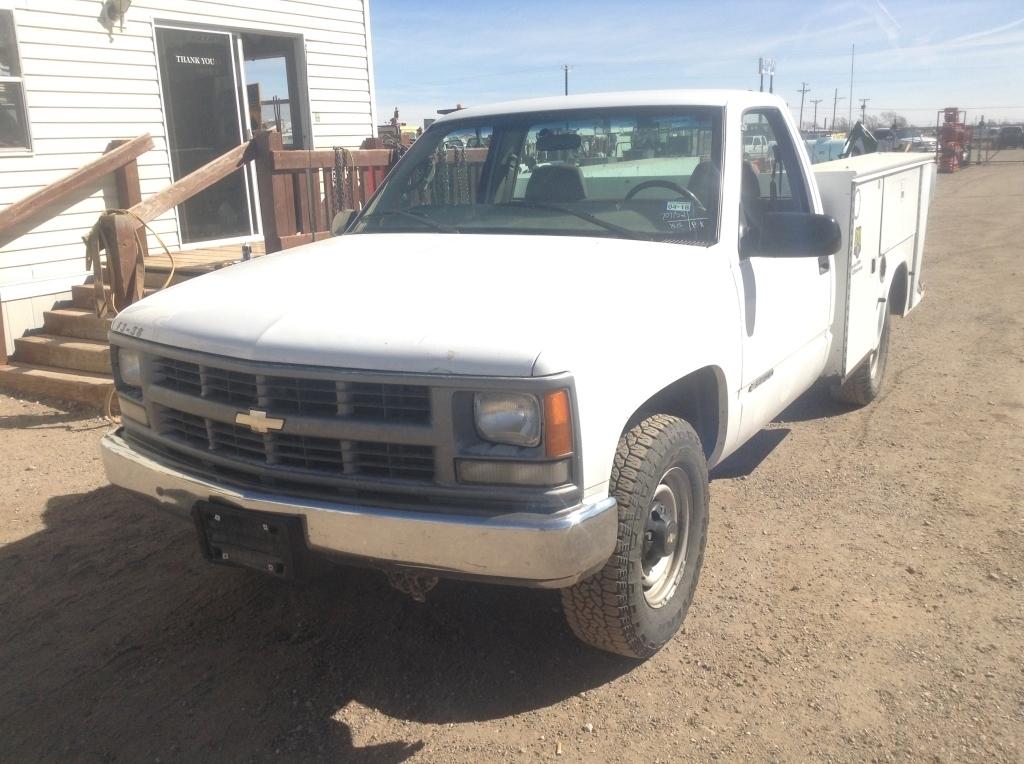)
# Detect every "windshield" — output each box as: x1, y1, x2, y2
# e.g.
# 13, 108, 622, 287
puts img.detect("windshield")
351, 106, 724, 244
